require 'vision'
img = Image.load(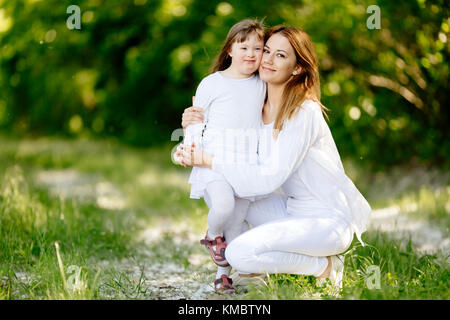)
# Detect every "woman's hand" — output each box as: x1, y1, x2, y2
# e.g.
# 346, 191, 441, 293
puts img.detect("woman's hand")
179, 142, 213, 168
182, 106, 204, 129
